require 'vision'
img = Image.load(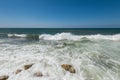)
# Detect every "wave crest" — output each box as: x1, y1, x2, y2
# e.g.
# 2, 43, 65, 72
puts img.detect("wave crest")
39, 33, 120, 41
7, 33, 120, 41
8, 34, 39, 40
